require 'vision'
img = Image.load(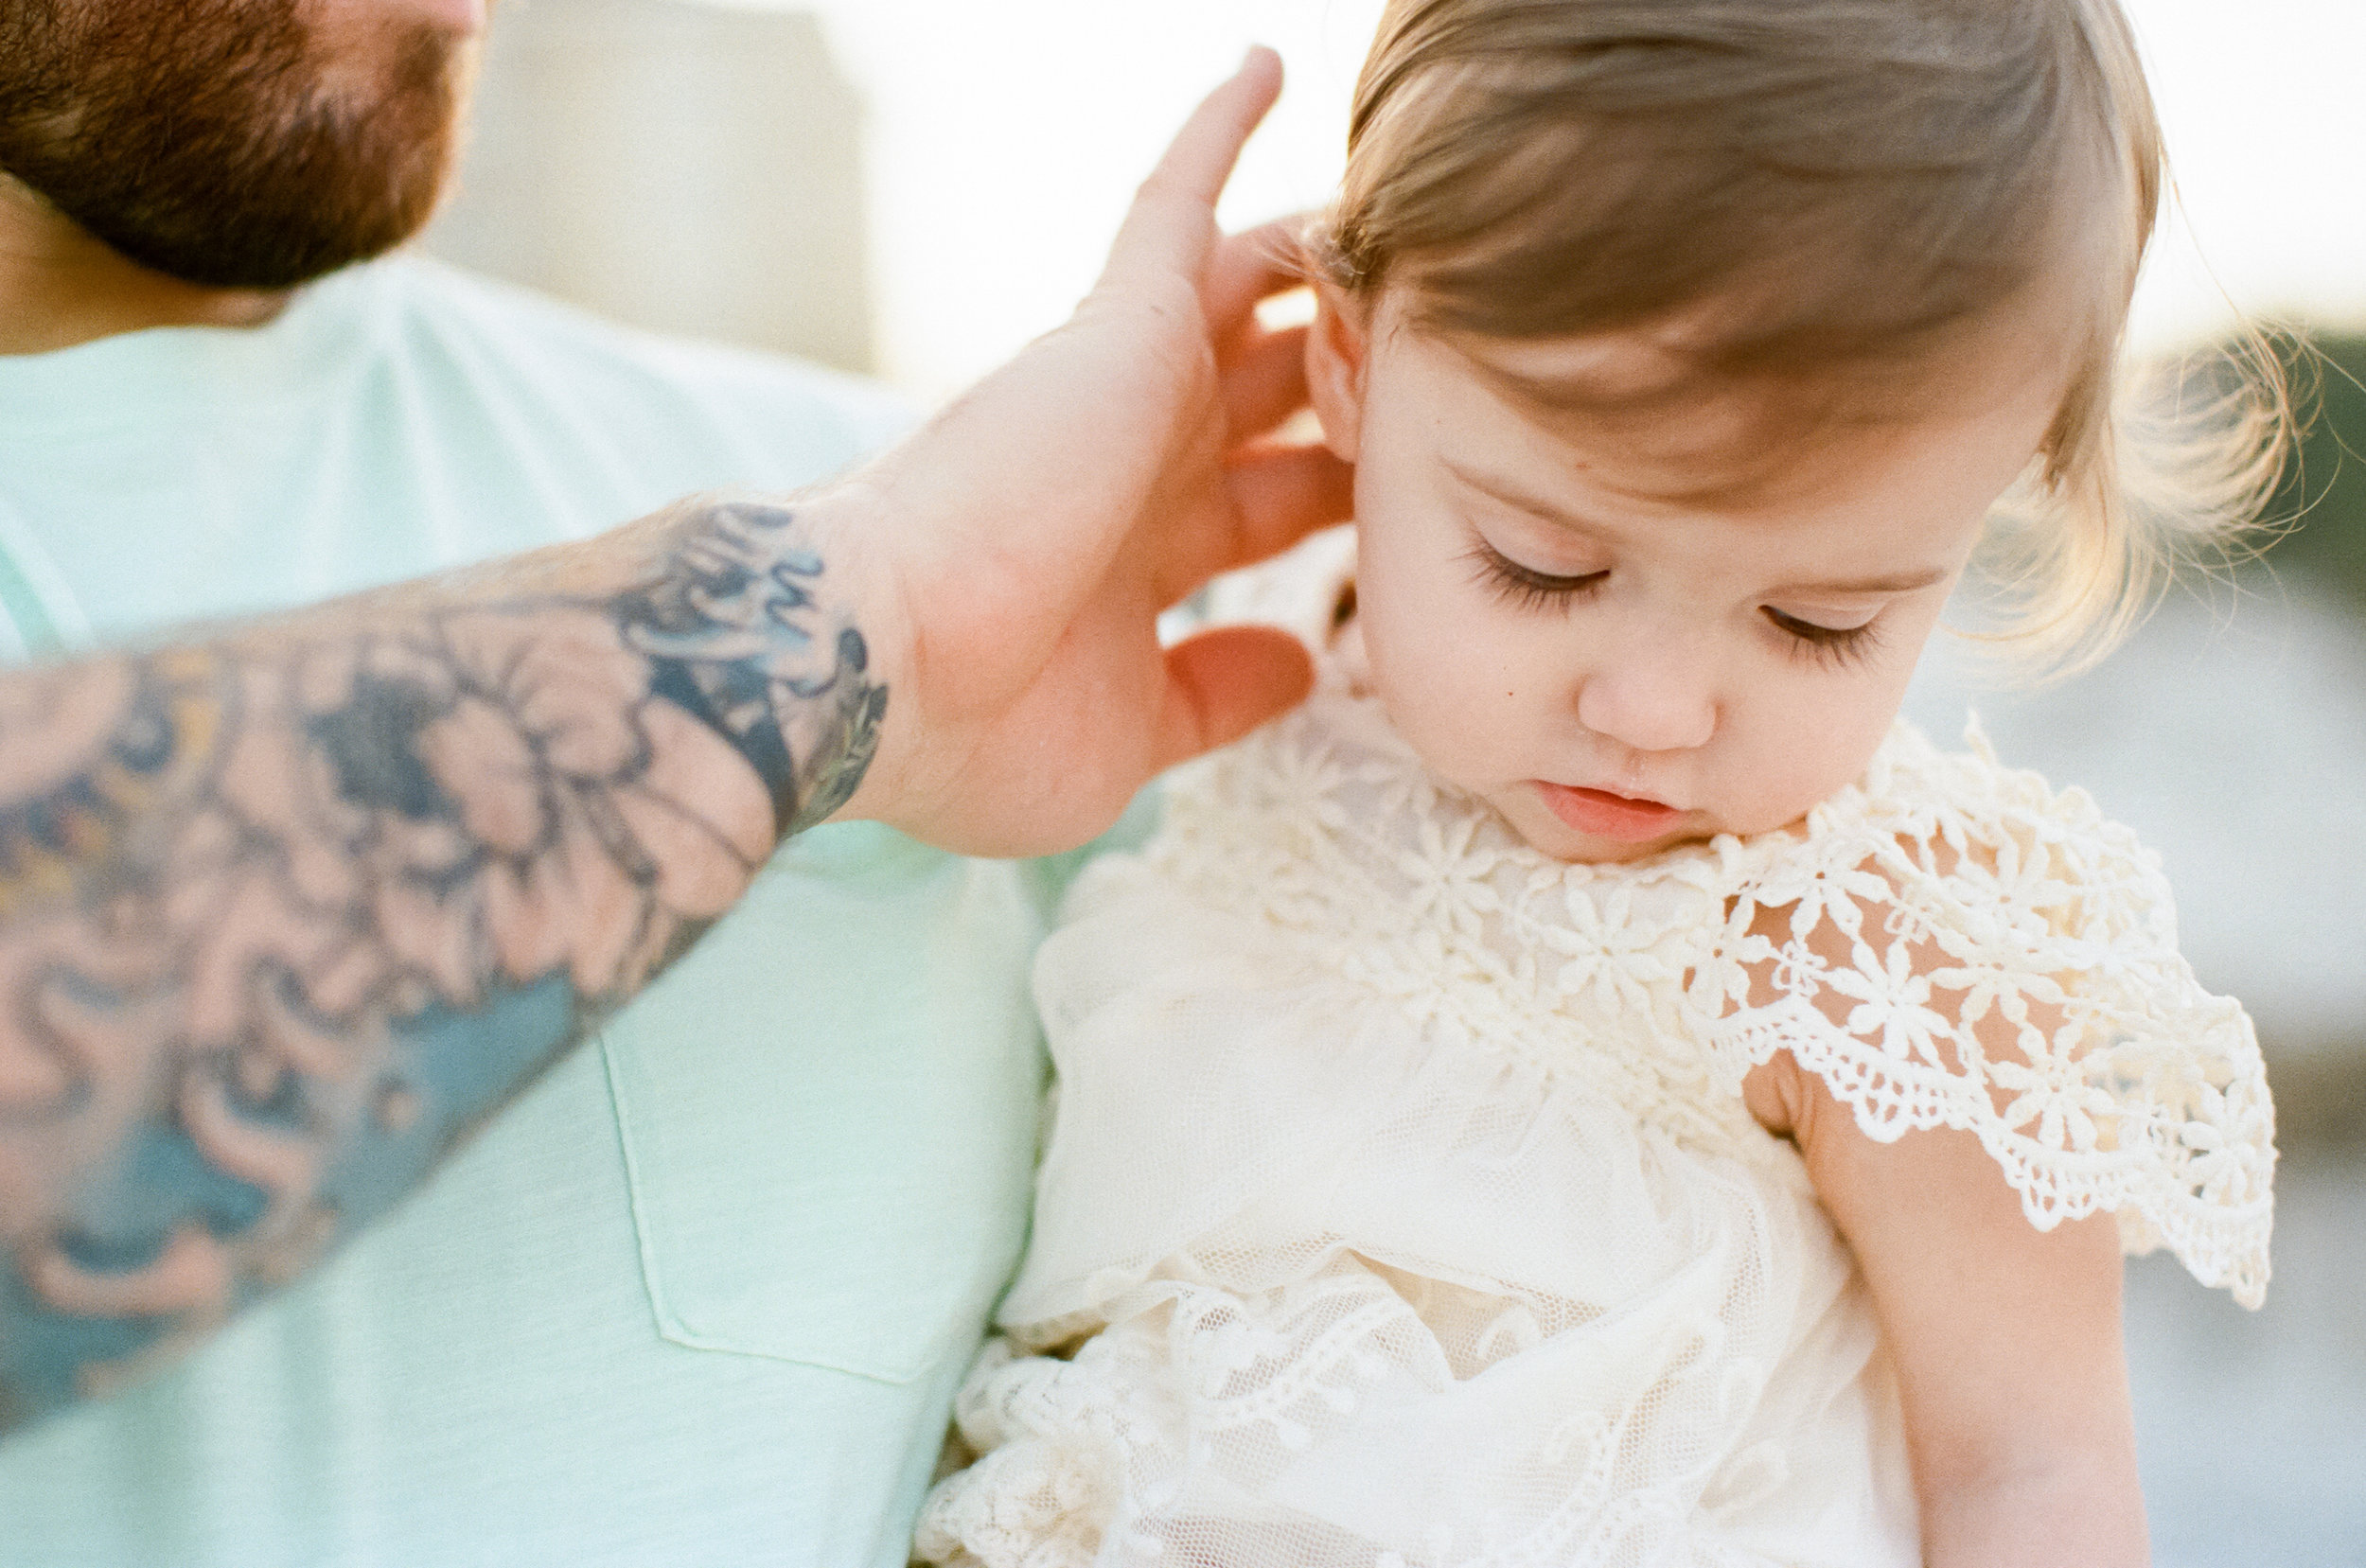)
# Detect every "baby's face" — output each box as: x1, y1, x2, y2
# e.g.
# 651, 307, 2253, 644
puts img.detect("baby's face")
1307, 293, 2066, 863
